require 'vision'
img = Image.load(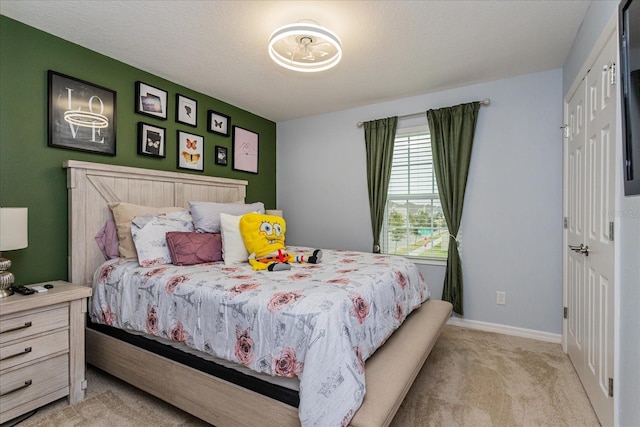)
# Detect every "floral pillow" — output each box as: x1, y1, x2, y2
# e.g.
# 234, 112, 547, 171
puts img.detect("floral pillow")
131, 211, 194, 267
108, 202, 185, 262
